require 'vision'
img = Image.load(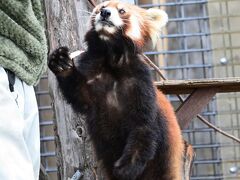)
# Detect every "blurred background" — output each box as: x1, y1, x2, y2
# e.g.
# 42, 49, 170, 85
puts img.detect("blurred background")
37, 0, 240, 179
